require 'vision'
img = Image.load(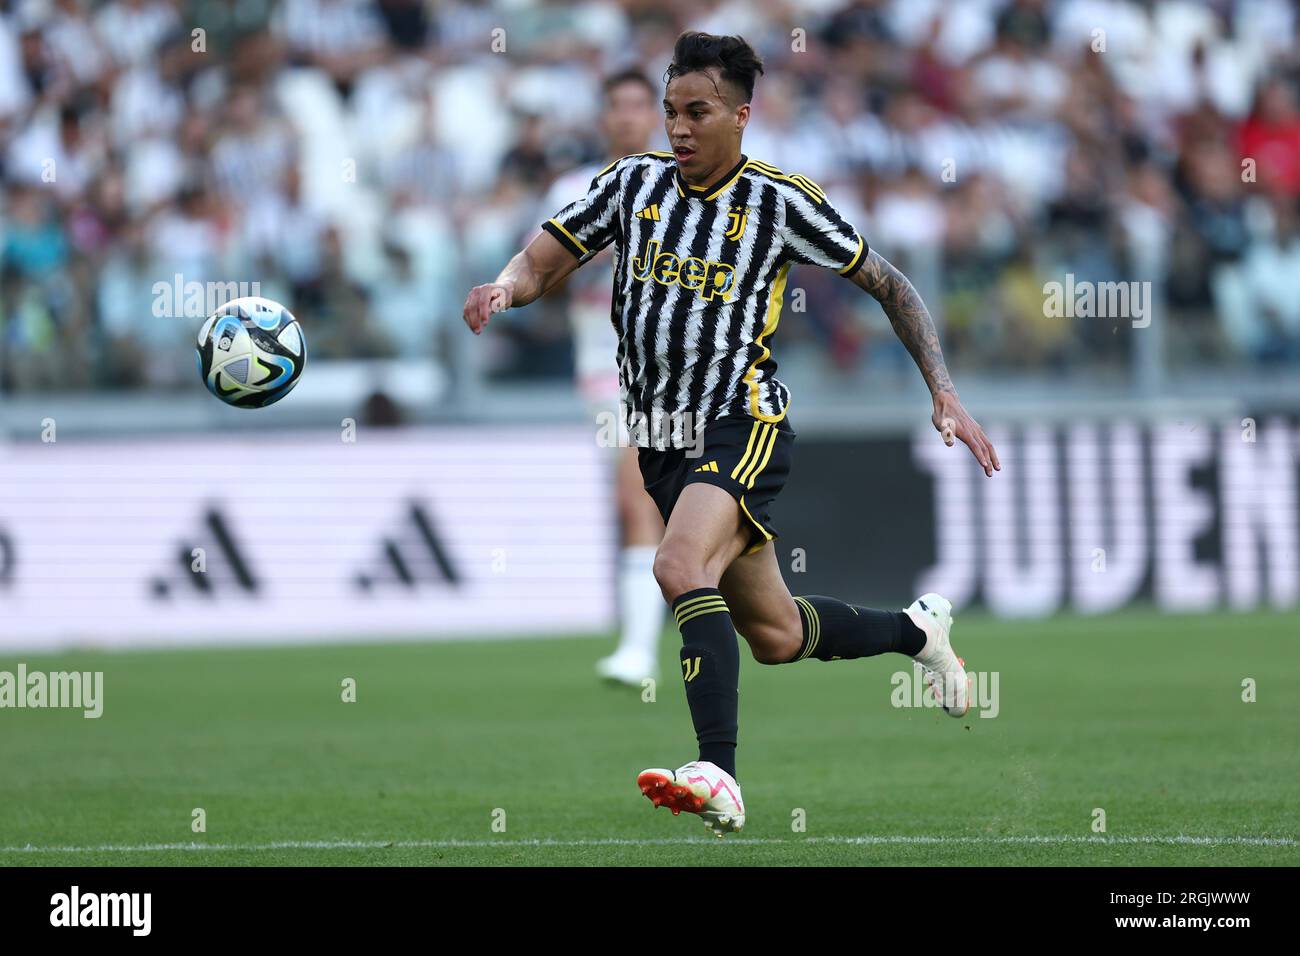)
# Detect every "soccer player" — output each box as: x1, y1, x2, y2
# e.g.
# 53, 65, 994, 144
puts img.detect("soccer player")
462, 32, 1000, 836
539, 71, 669, 687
